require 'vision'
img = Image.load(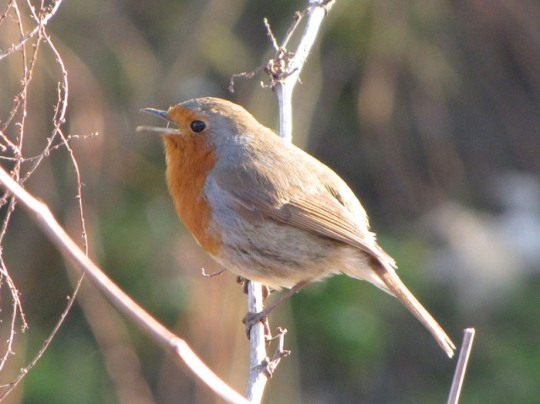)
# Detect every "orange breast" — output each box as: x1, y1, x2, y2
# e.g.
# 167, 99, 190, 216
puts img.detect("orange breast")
163, 120, 221, 255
